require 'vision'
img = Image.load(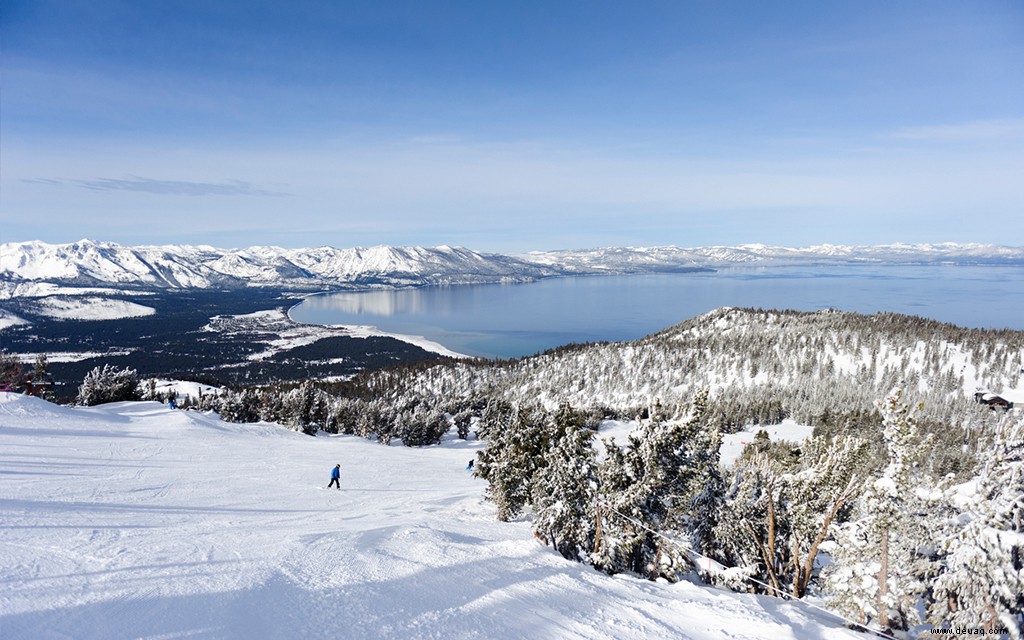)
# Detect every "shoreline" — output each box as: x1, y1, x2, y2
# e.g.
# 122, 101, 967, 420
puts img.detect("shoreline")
285, 301, 471, 360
